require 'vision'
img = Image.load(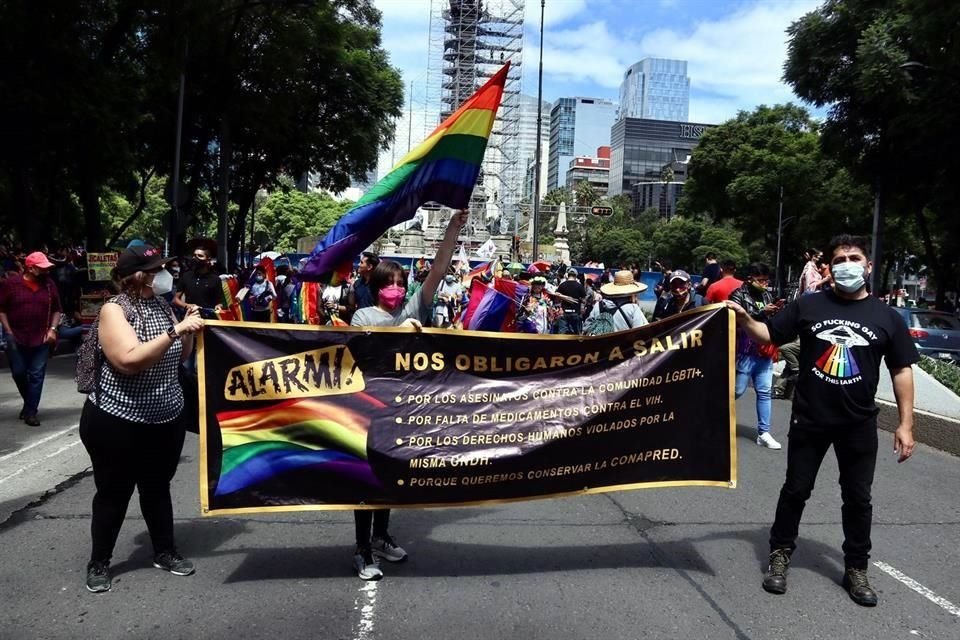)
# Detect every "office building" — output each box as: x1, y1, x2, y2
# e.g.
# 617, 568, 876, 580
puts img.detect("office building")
608, 118, 714, 200
565, 146, 610, 196
518, 94, 551, 202
547, 97, 618, 191
618, 58, 690, 122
